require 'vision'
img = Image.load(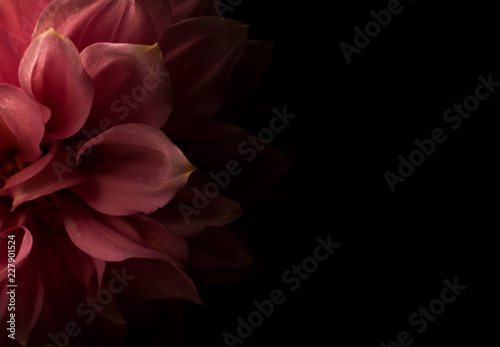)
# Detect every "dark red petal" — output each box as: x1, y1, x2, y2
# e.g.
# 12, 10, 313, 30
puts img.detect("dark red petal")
169, 0, 219, 22
161, 17, 247, 119
150, 171, 242, 236
136, 0, 172, 40
71, 124, 195, 216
